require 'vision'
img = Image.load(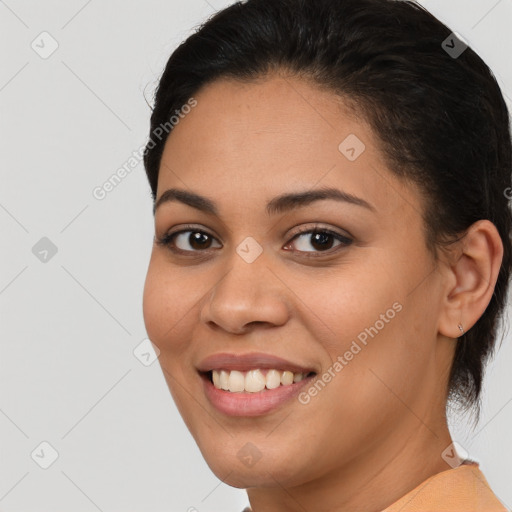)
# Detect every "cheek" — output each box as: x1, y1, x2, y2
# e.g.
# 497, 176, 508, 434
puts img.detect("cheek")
294, 257, 400, 356
142, 256, 201, 417
142, 261, 168, 347
313, 269, 437, 430
142, 253, 194, 354
306, 251, 432, 386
